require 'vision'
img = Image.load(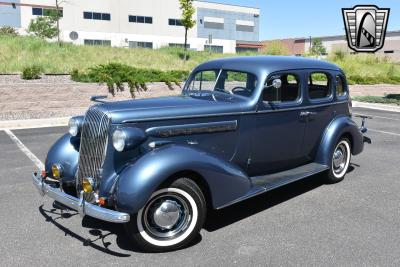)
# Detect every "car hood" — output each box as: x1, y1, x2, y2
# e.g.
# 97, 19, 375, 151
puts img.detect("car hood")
99, 92, 248, 124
